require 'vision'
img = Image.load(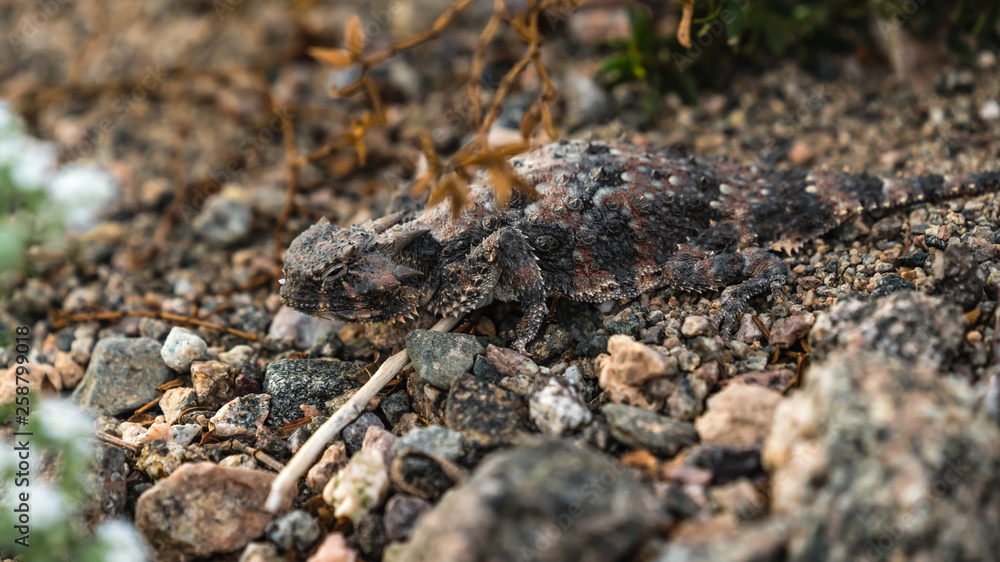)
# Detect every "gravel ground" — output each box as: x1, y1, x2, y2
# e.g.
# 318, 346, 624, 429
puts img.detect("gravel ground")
2, 2, 1000, 561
